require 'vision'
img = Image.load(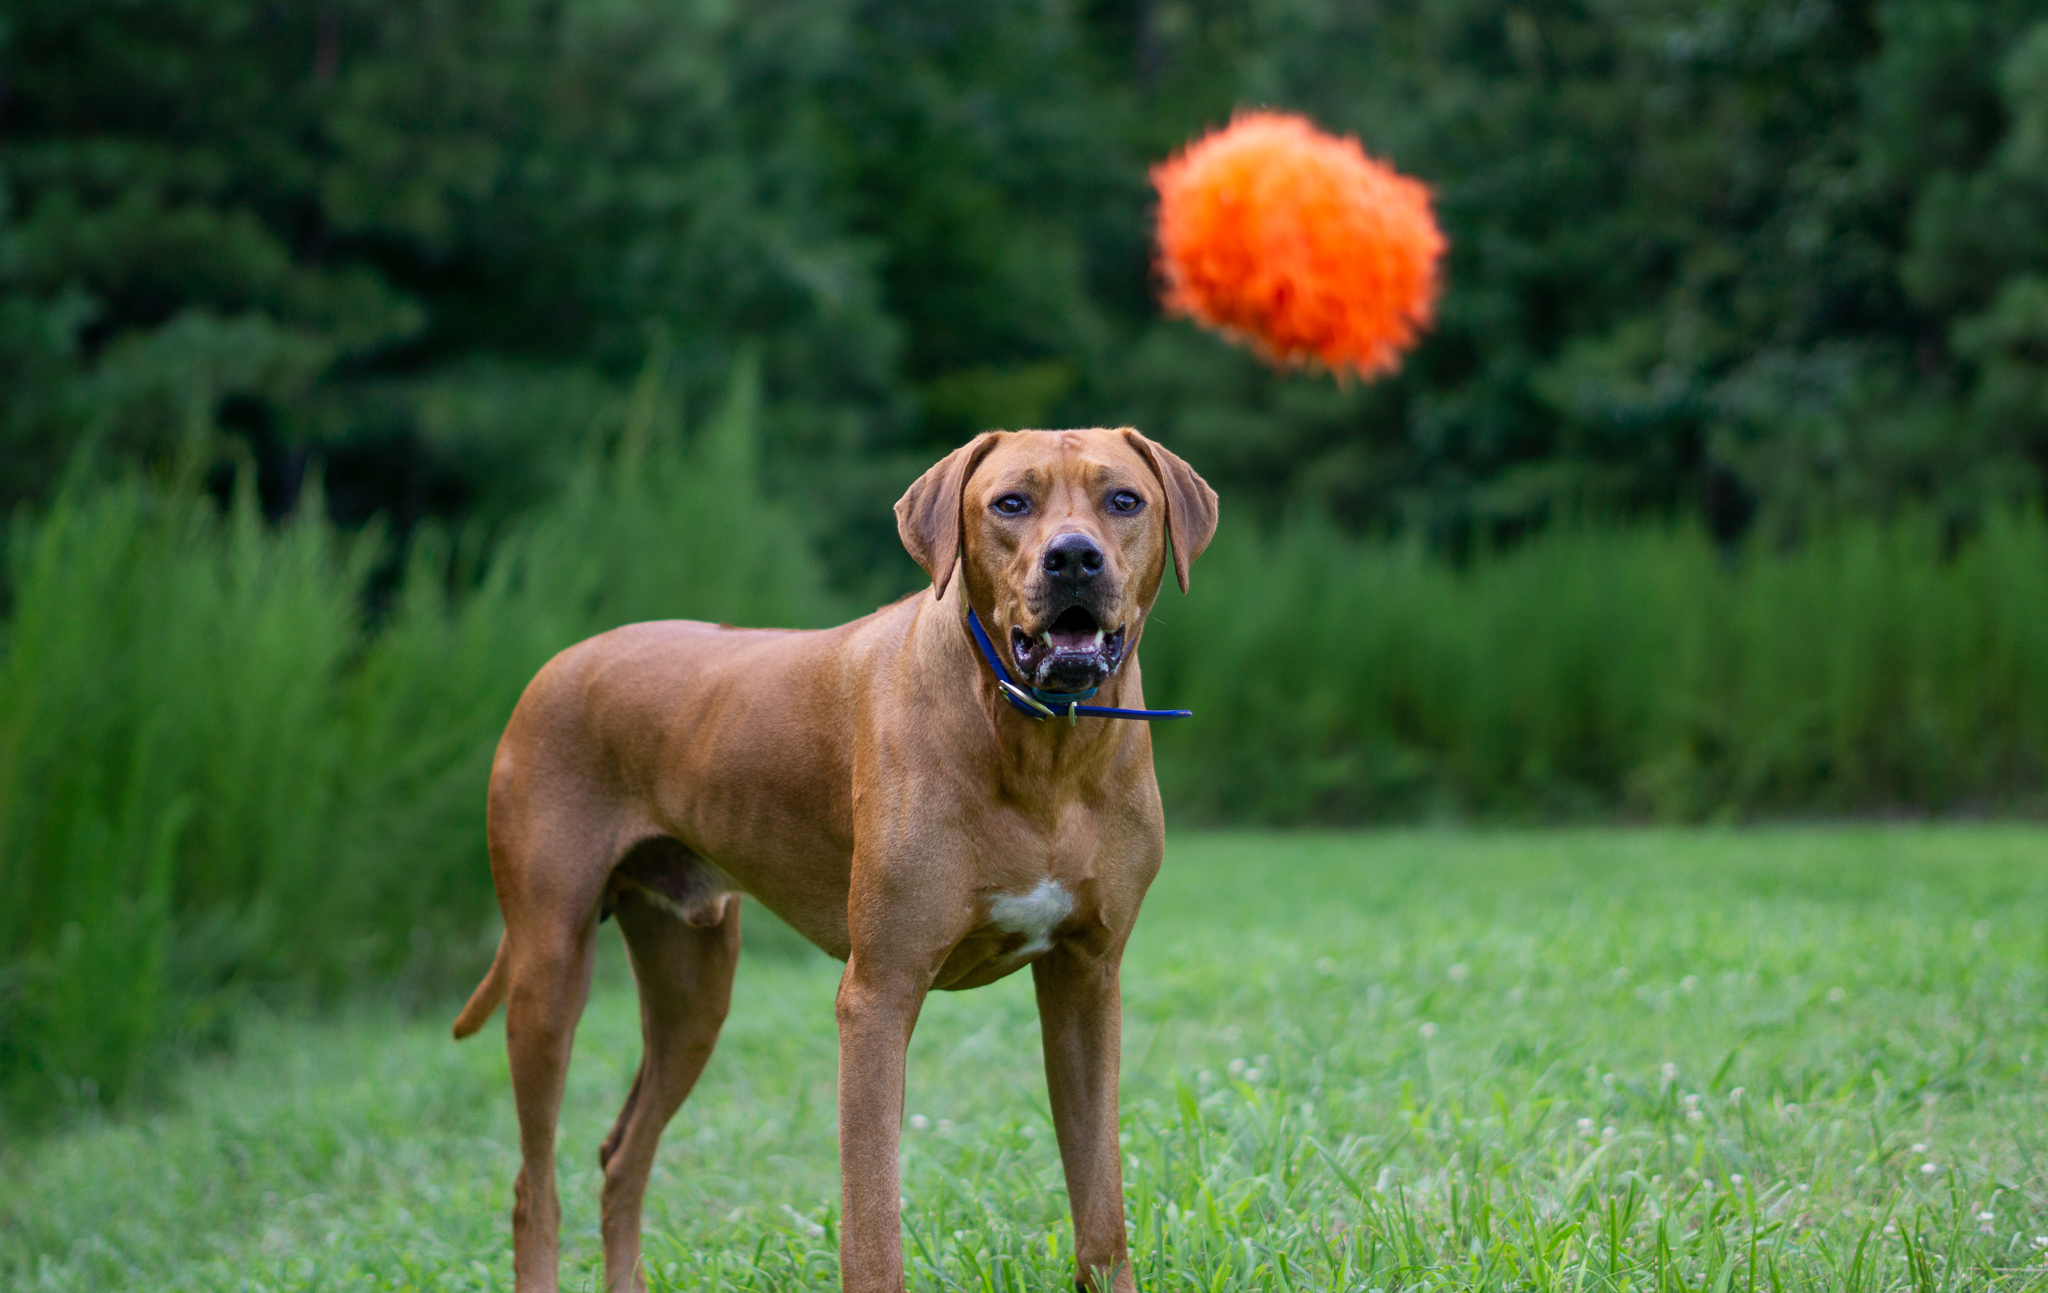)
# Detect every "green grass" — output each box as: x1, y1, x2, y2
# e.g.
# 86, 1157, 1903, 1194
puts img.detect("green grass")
6, 826, 2046, 1291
